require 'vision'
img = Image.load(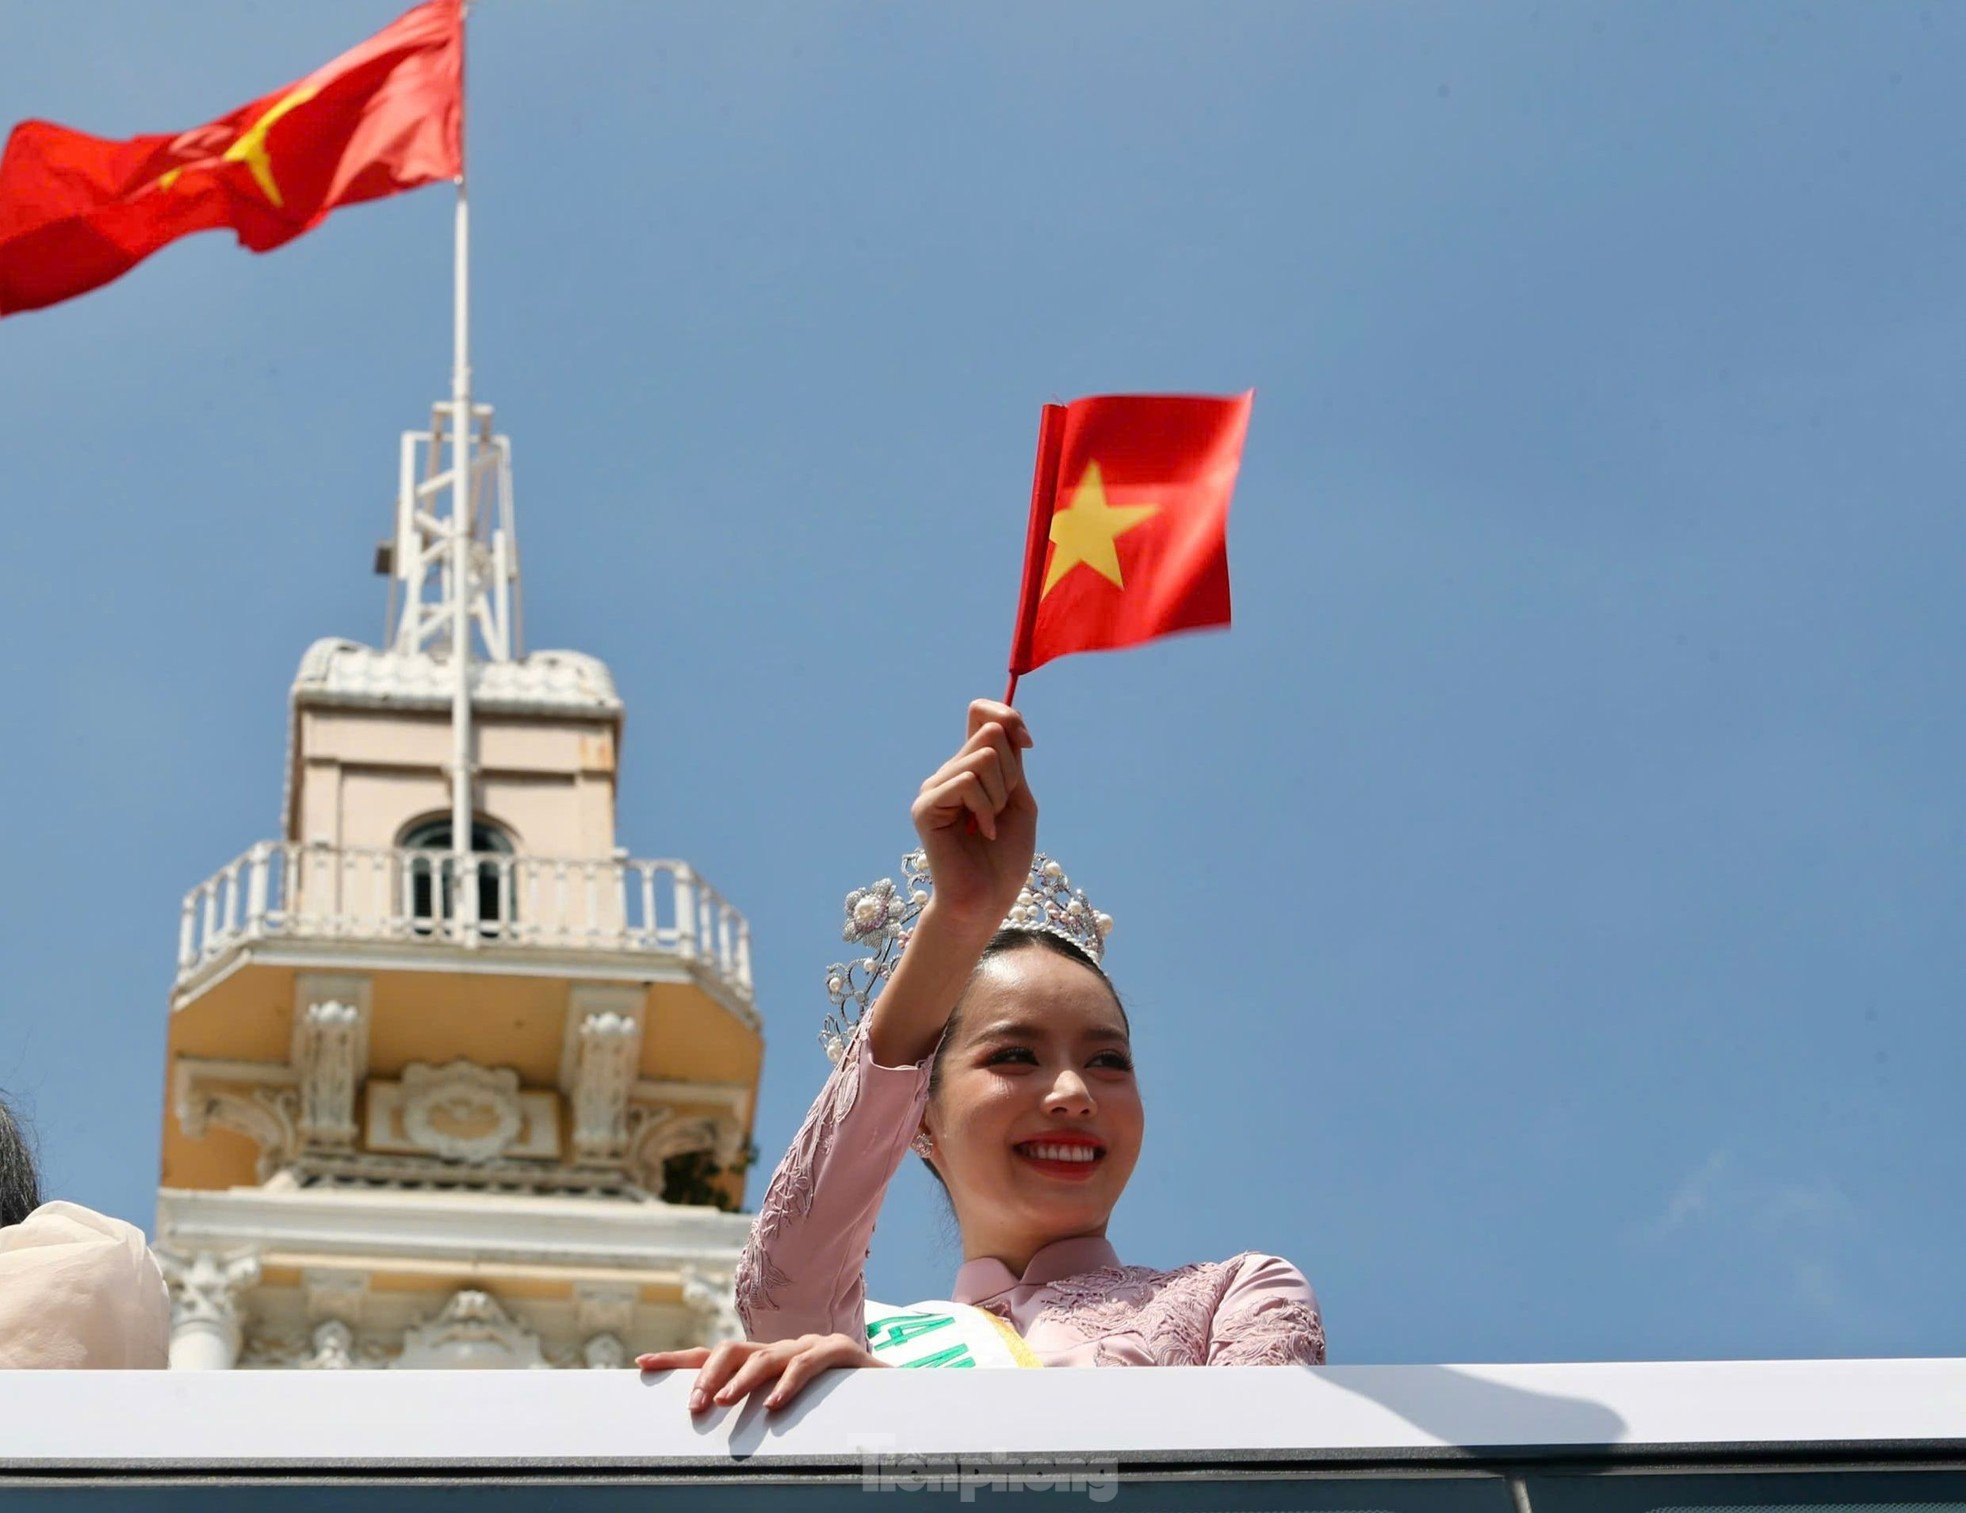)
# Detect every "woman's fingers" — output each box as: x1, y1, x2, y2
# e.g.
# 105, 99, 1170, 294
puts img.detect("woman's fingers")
951, 772, 997, 840
642, 1336, 882, 1416
915, 769, 999, 840
925, 722, 1018, 793
689, 1340, 758, 1410
922, 737, 1016, 811
978, 722, 1023, 798
967, 700, 1033, 750
712, 1341, 794, 1406
956, 746, 1009, 811
635, 1347, 710, 1372
765, 1336, 871, 1410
